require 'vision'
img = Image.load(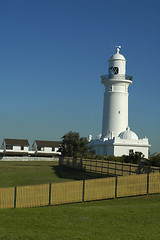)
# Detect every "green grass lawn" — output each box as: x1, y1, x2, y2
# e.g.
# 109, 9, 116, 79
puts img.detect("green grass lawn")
0, 161, 160, 239
0, 194, 159, 240
0, 161, 108, 187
